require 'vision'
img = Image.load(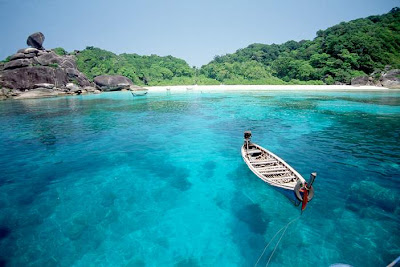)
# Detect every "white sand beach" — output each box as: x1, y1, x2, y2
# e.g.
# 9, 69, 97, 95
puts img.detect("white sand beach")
144, 84, 398, 92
